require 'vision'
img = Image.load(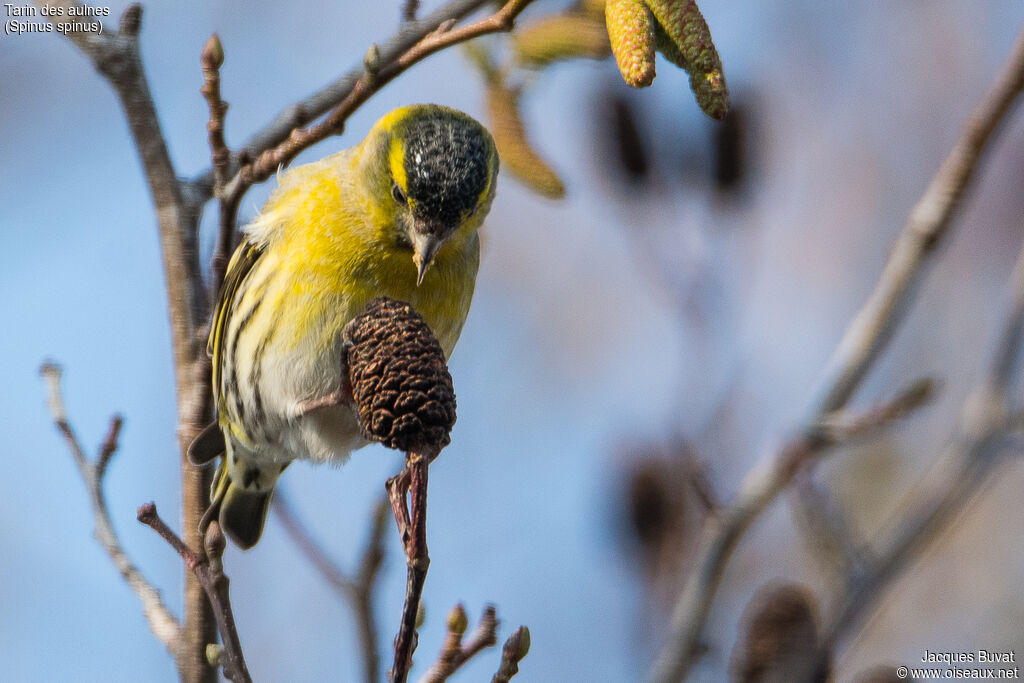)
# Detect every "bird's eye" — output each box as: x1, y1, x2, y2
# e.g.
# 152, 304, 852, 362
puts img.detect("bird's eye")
391, 183, 406, 204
